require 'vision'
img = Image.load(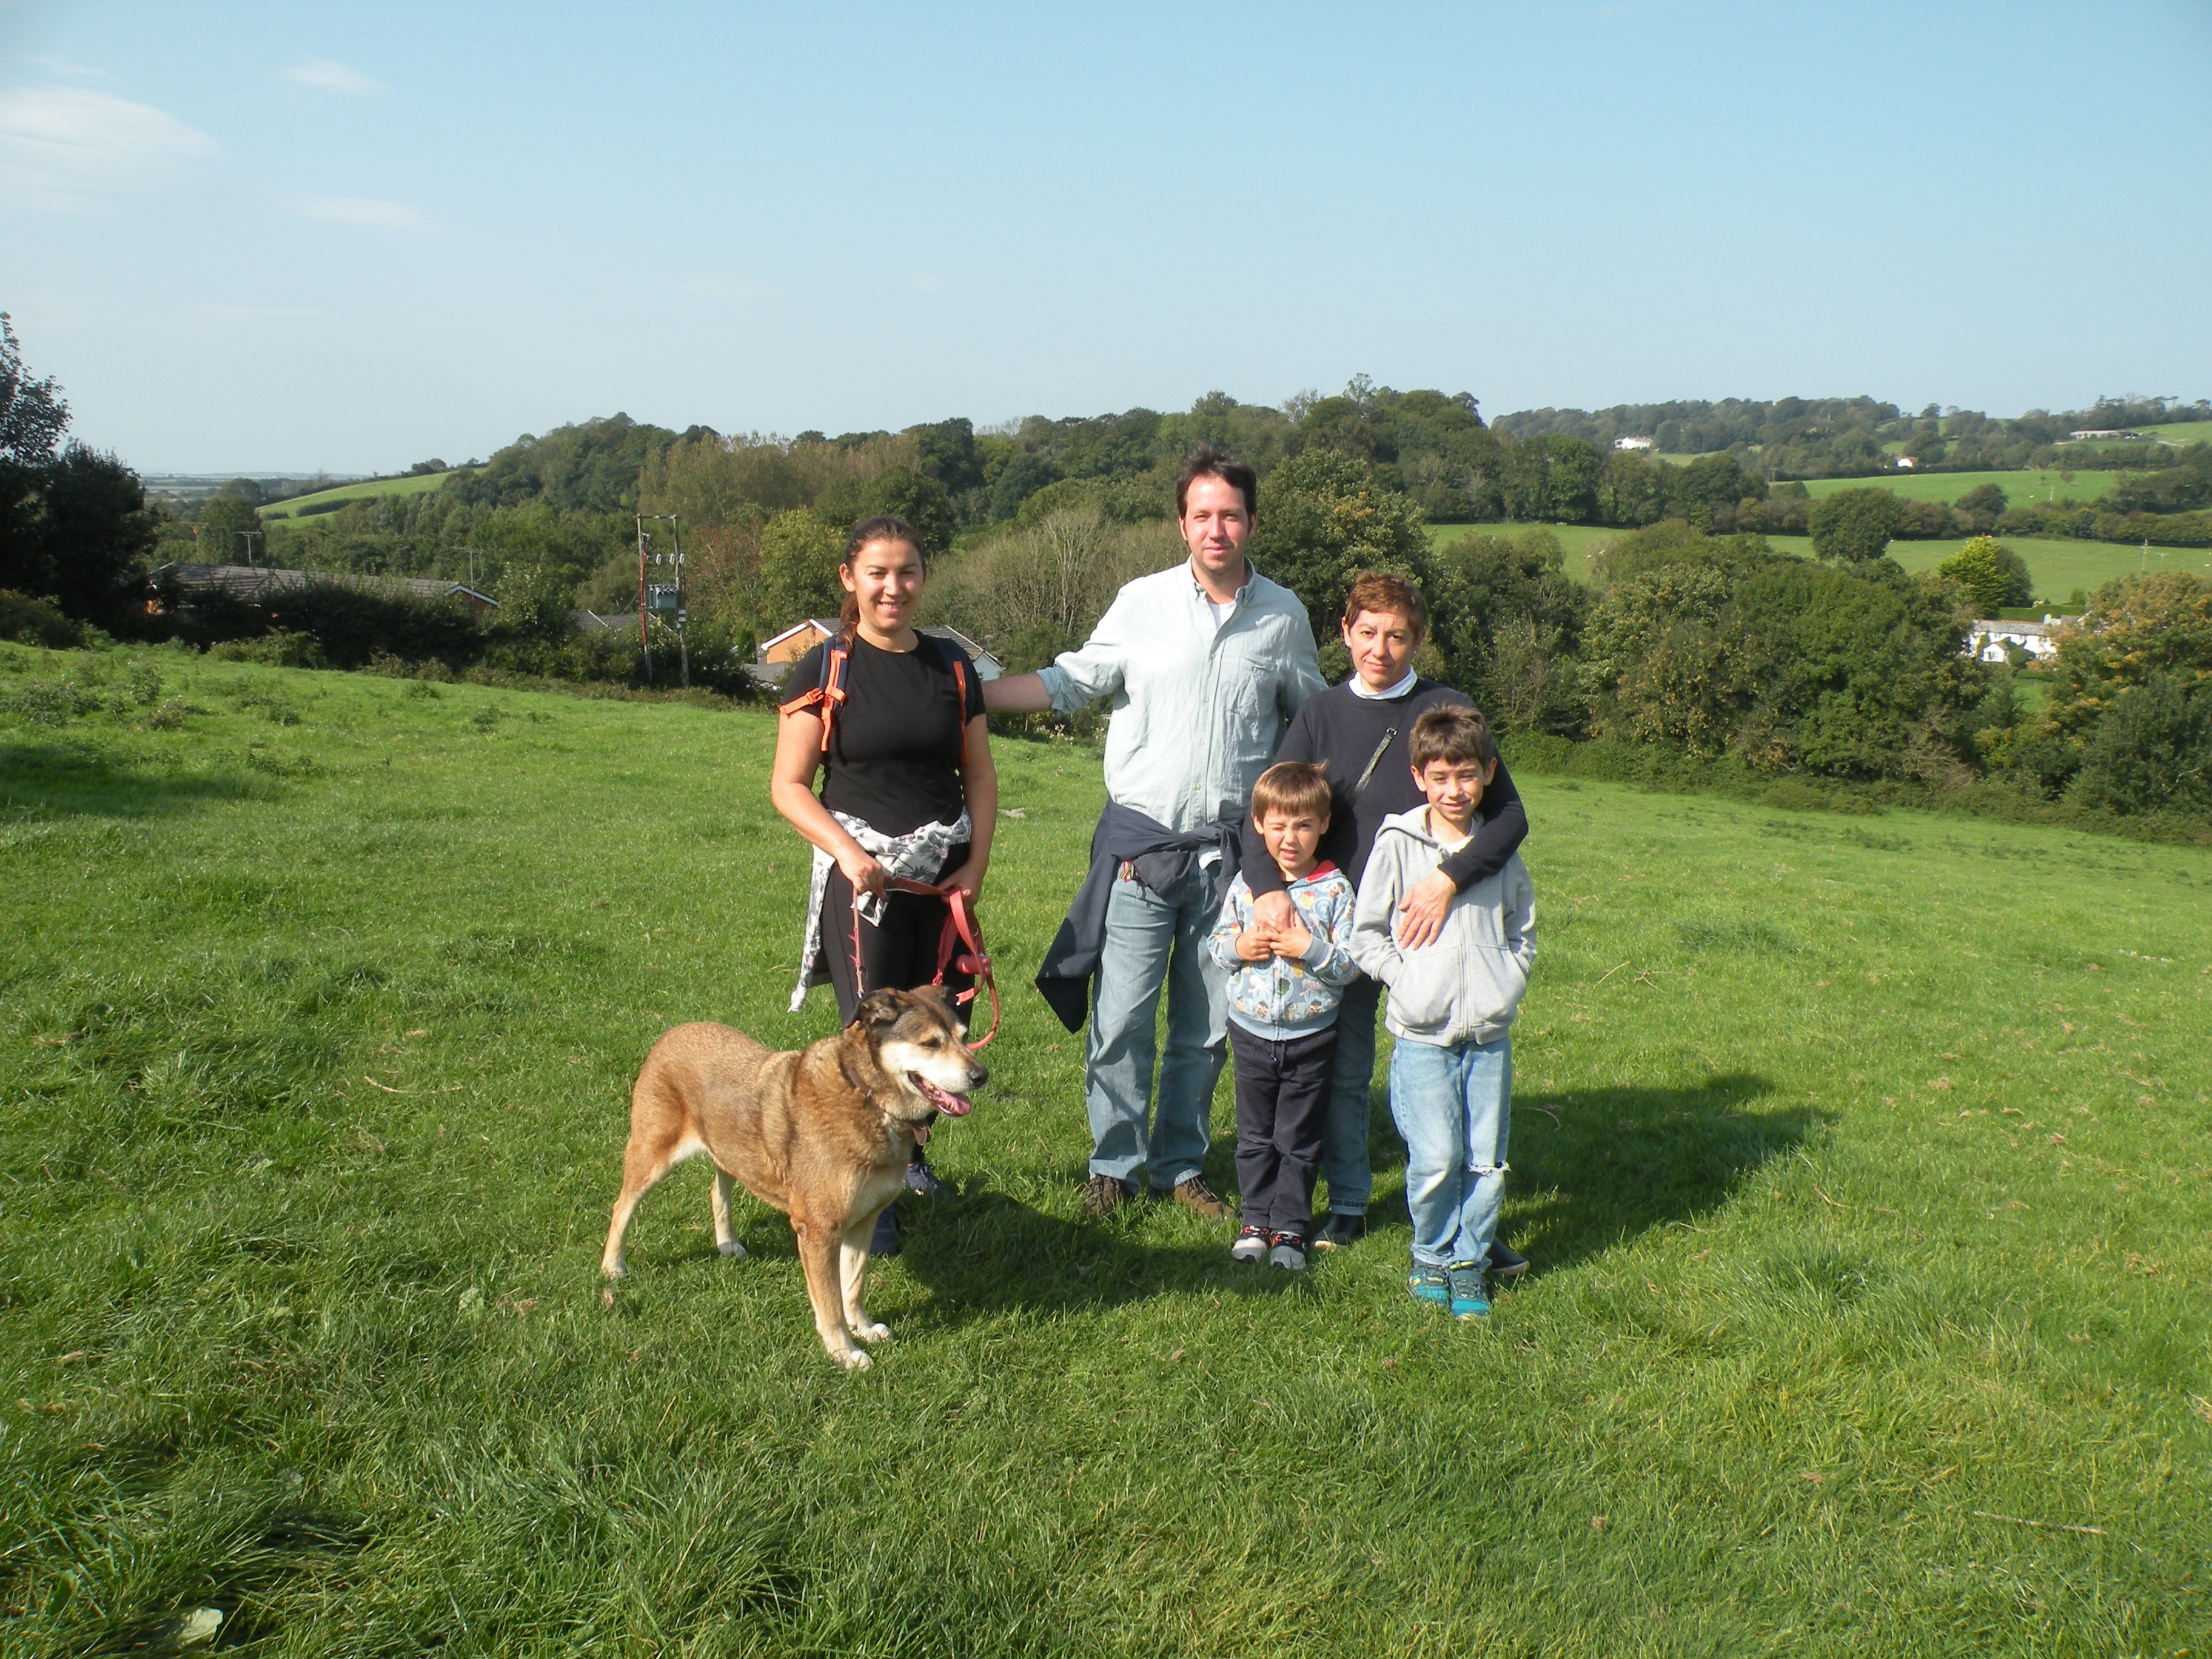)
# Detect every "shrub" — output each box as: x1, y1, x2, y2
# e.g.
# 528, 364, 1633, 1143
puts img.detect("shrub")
0, 589, 85, 648
2068, 672, 2212, 817
210, 629, 329, 669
